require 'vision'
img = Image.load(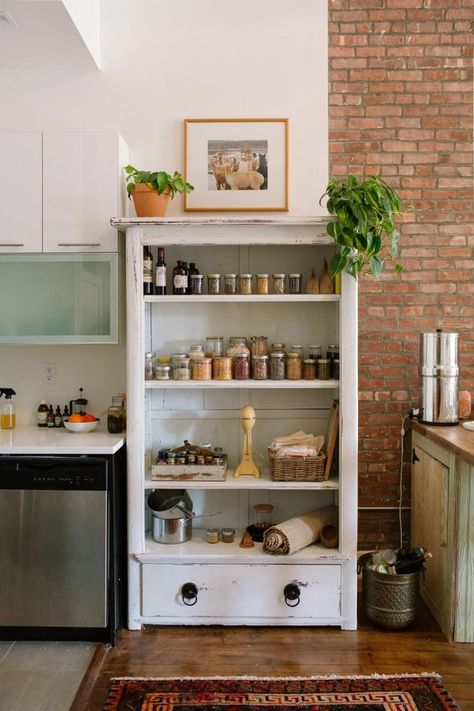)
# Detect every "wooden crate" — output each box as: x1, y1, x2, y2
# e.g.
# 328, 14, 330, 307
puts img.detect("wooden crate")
151, 456, 227, 482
